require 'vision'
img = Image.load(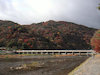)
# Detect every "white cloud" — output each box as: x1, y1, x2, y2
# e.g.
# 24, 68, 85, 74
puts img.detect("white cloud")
0, 0, 100, 28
